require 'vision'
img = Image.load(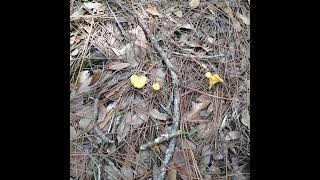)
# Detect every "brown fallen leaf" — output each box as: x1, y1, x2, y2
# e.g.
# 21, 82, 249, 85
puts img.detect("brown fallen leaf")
99, 102, 117, 129
180, 138, 196, 152
173, 10, 182, 18
219, 115, 228, 132
77, 70, 90, 86
111, 46, 126, 57
196, 123, 211, 139
165, 6, 176, 15
125, 42, 142, 67
77, 76, 92, 95
117, 116, 130, 142
189, 0, 200, 8
76, 104, 94, 131
207, 103, 214, 114
237, 13, 250, 26
224, 131, 240, 141
201, 102, 214, 117
104, 83, 124, 101
112, 26, 147, 67
186, 101, 210, 121
149, 108, 169, 121
79, 116, 93, 131
201, 145, 212, 171
220, 5, 242, 32
89, 69, 102, 85
126, 109, 148, 128
129, 26, 146, 42
187, 41, 202, 48
146, 6, 163, 17
108, 62, 130, 70
179, 23, 194, 30
97, 103, 107, 124
170, 148, 191, 180
229, 146, 237, 154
